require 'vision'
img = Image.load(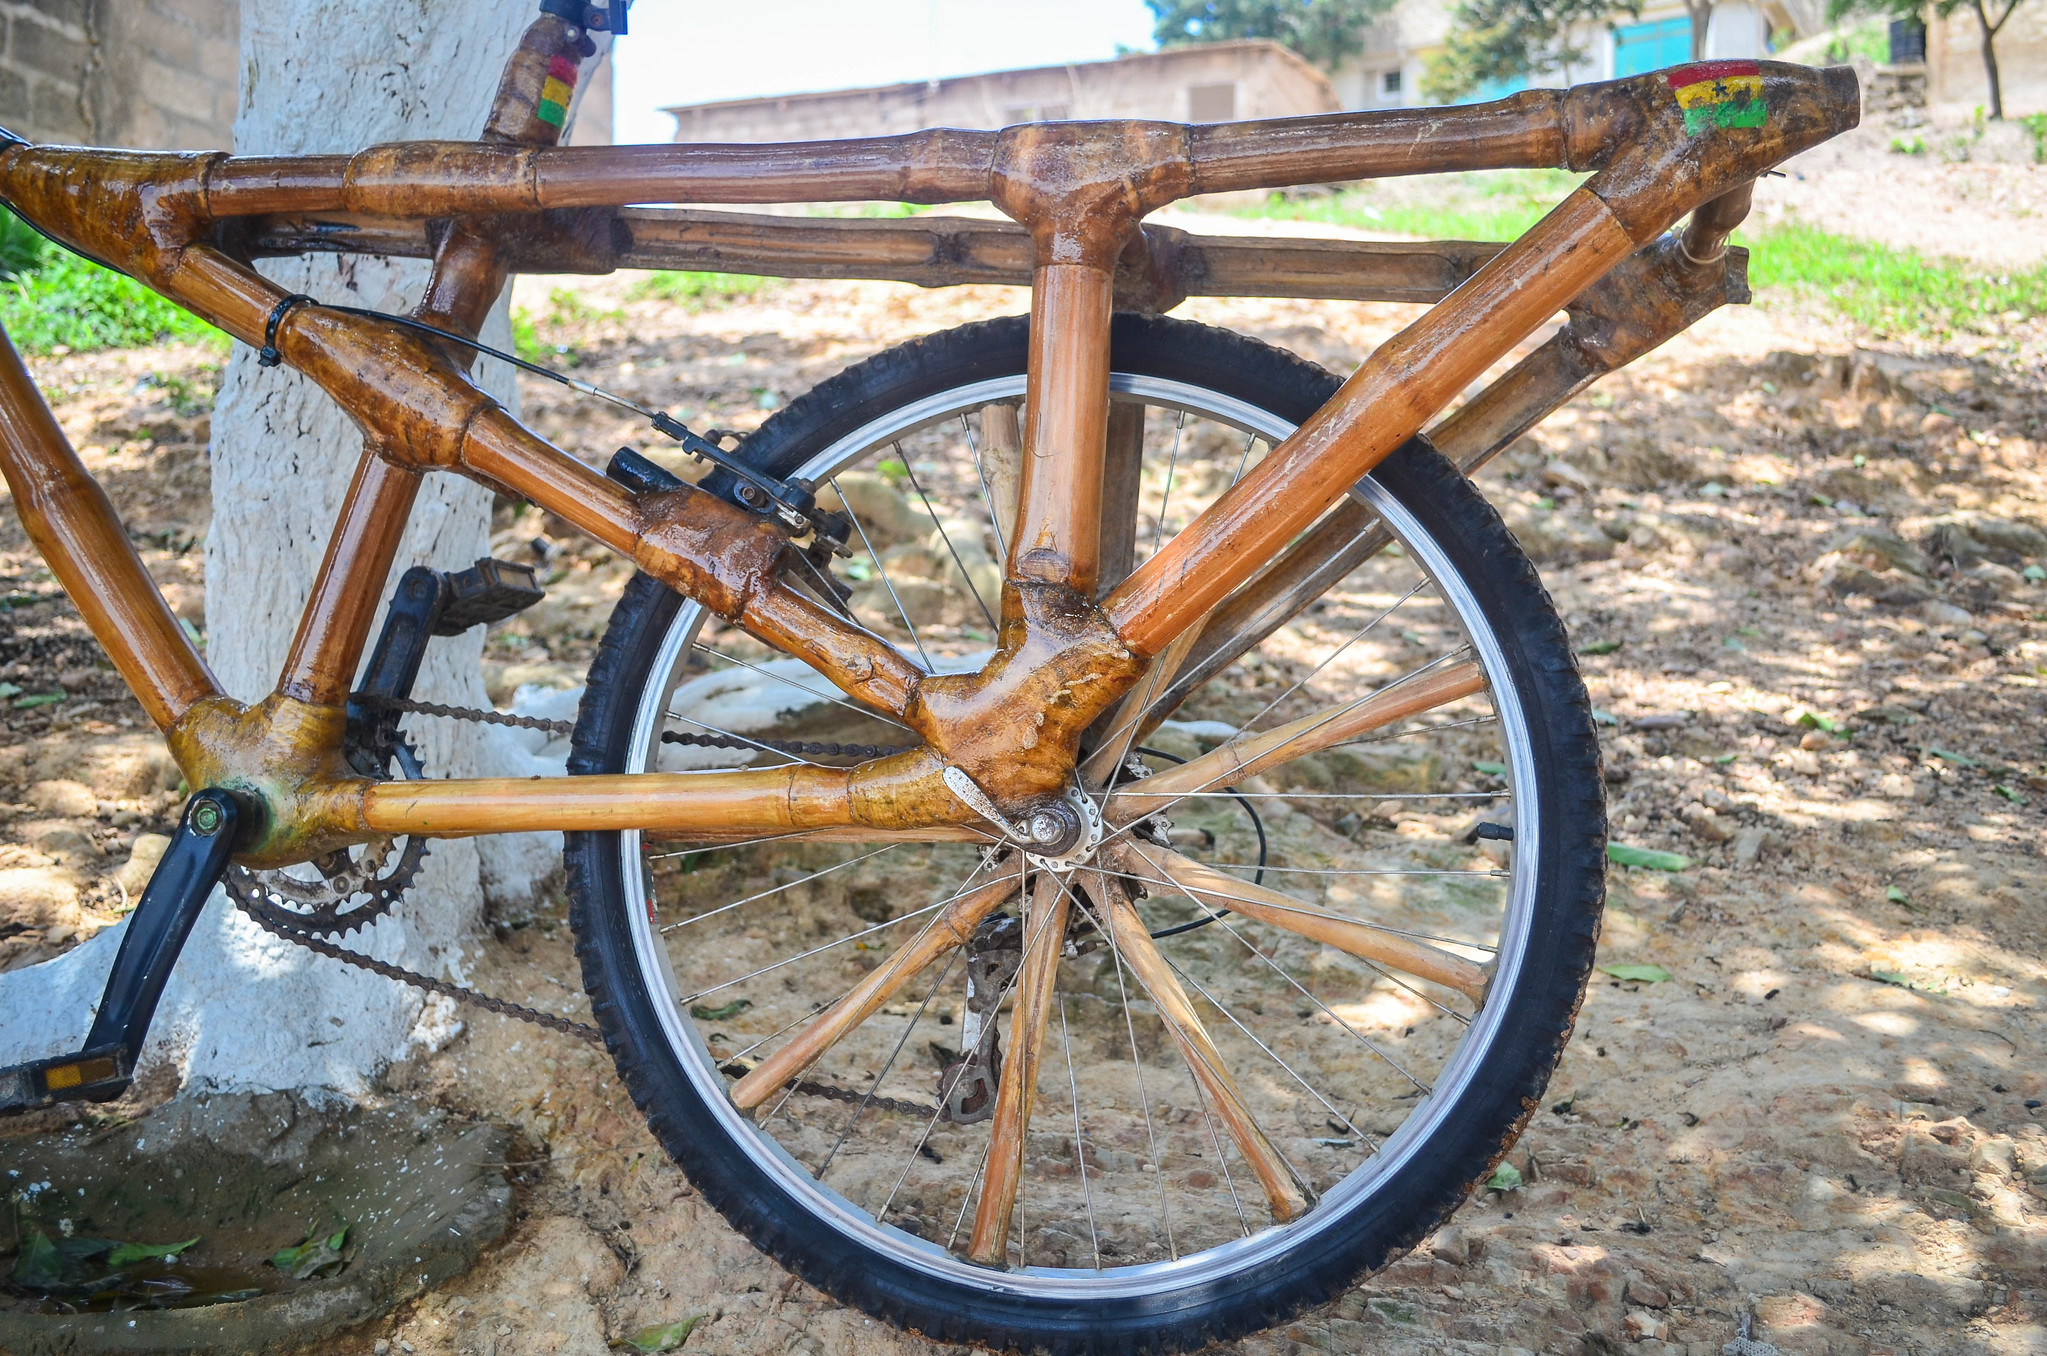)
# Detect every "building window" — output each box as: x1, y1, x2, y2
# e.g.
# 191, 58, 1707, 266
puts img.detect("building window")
1381, 68, 1402, 96
1187, 82, 1236, 122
